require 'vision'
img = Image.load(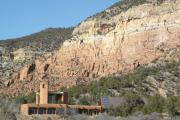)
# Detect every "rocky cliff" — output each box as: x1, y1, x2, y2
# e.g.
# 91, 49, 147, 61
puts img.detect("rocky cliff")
0, 0, 180, 96
0, 28, 73, 89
